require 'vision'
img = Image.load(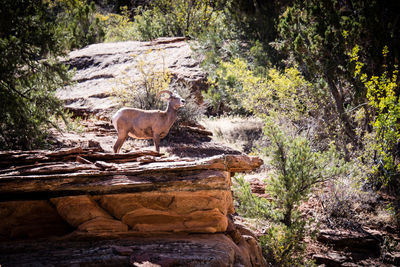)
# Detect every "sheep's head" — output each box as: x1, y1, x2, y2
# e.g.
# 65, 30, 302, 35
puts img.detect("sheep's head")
158, 90, 185, 110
